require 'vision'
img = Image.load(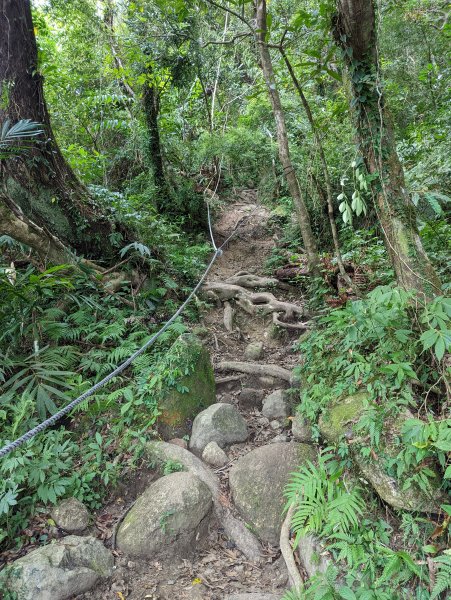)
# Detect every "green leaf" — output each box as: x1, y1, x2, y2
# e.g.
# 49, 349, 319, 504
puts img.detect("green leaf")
338, 586, 357, 600
434, 335, 446, 361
